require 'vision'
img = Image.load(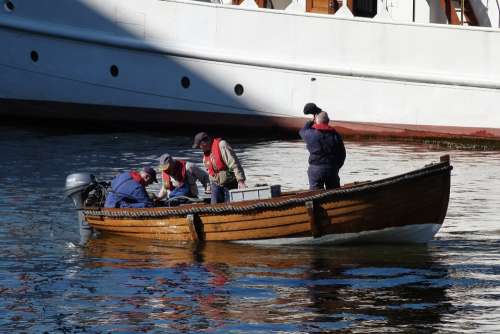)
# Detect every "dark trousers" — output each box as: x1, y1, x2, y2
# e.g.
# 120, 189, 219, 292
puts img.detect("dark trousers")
307, 165, 340, 190
210, 181, 237, 204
